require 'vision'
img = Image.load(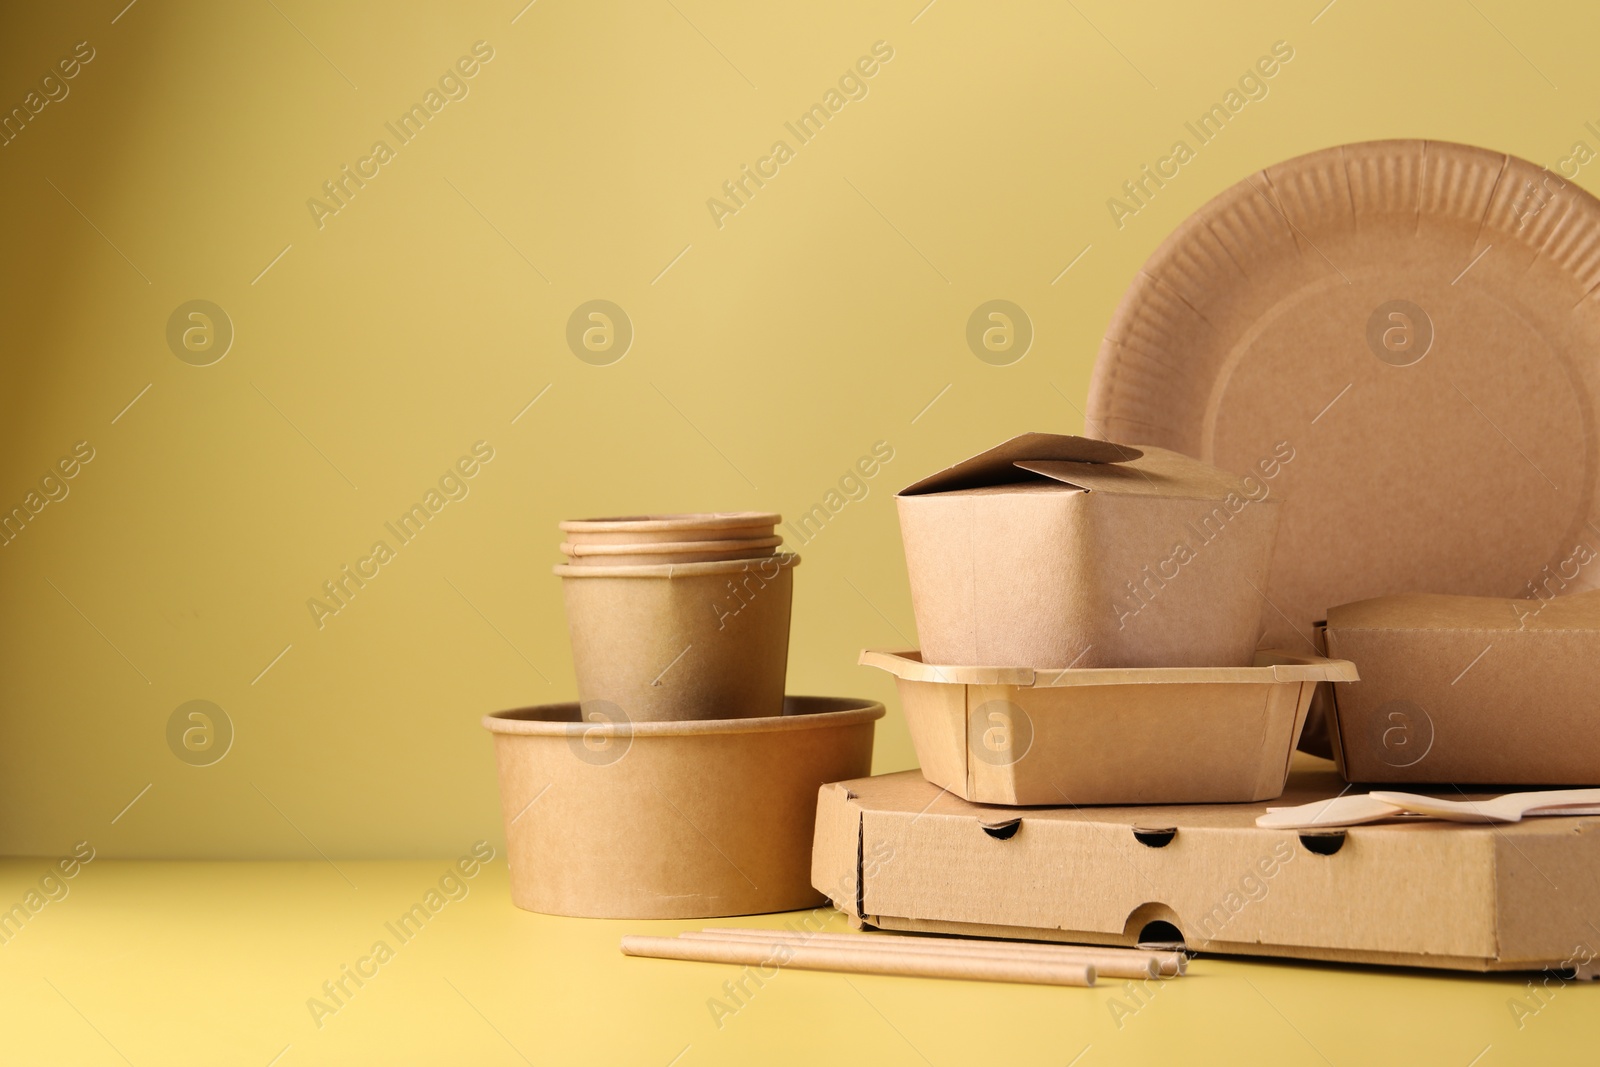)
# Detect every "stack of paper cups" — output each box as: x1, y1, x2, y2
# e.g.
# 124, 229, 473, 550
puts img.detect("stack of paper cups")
560, 512, 781, 565
555, 513, 798, 721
